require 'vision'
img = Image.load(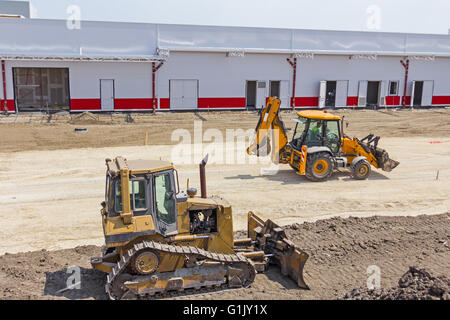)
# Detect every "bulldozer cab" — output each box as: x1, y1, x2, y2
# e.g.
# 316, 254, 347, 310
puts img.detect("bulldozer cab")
104, 157, 179, 237
291, 110, 342, 154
